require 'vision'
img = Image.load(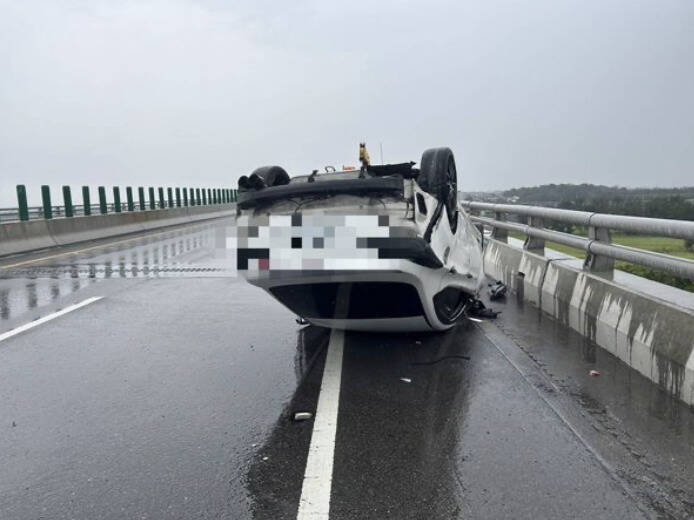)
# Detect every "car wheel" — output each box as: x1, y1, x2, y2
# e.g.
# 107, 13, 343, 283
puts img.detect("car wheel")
433, 286, 468, 325
417, 147, 458, 228
250, 166, 290, 188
